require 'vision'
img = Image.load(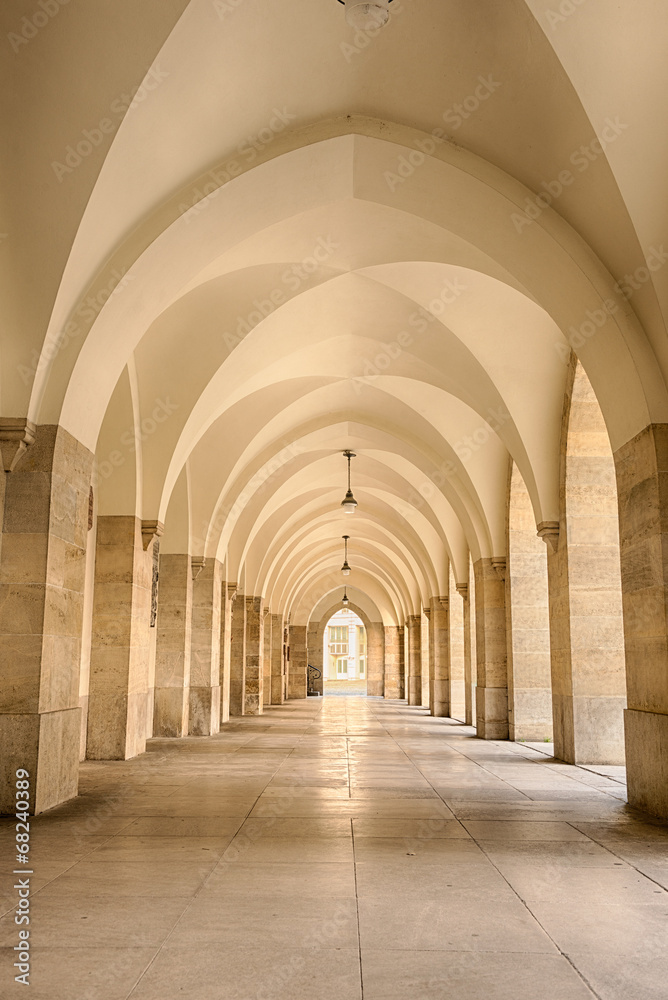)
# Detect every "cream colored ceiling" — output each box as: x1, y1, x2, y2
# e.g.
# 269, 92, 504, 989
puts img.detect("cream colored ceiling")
3, 0, 667, 626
